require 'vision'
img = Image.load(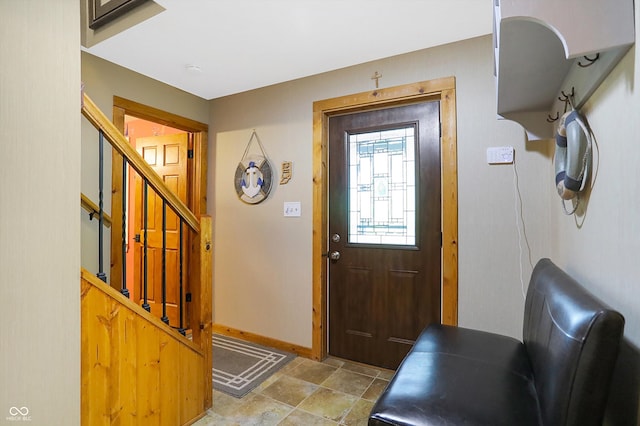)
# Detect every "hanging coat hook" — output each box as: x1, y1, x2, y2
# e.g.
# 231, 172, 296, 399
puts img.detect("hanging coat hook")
566, 87, 576, 110
547, 112, 560, 123
557, 87, 575, 112
564, 87, 575, 99
578, 53, 600, 68
558, 87, 575, 103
